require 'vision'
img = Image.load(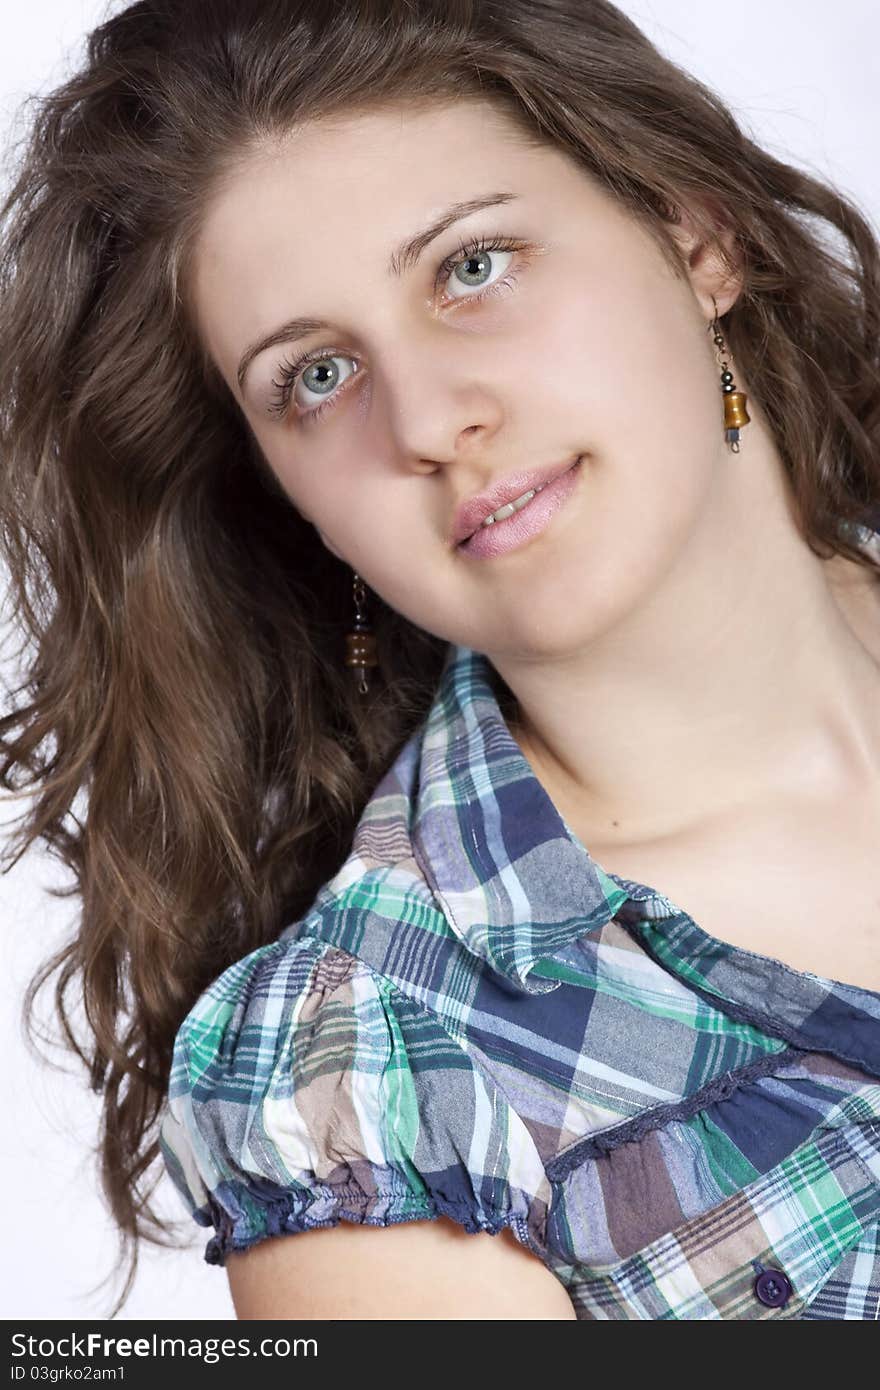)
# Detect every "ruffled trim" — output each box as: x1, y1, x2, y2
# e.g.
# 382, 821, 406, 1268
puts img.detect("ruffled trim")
547, 1044, 806, 1180
201, 1175, 518, 1267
